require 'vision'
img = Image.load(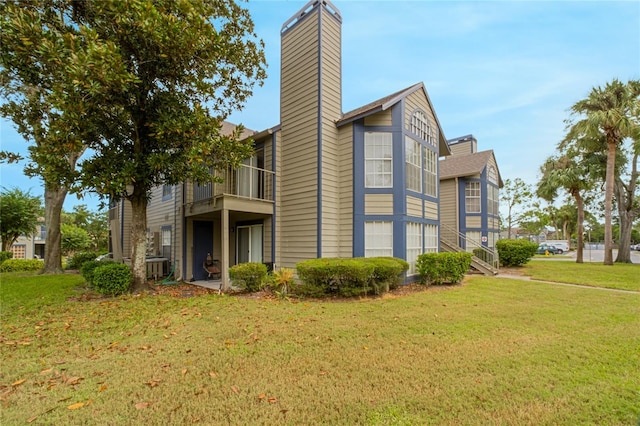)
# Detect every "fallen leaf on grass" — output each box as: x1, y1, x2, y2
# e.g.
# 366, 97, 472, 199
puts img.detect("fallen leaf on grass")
145, 379, 161, 388
64, 376, 83, 386
135, 402, 151, 409
98, 384, 108, 392
67, 401, 85, 410
268, 397, 277, 404
208, 371, 217, 378
11, 379, 26, 387
230, 386, 239, 395
40, 368, 53, 375
257, 393, 266, 400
